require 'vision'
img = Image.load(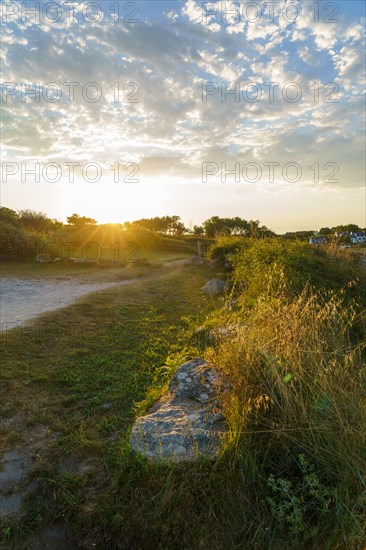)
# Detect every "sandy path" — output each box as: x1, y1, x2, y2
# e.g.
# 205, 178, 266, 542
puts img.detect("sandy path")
0, 277, 138, 331
0, 259, 189, 331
